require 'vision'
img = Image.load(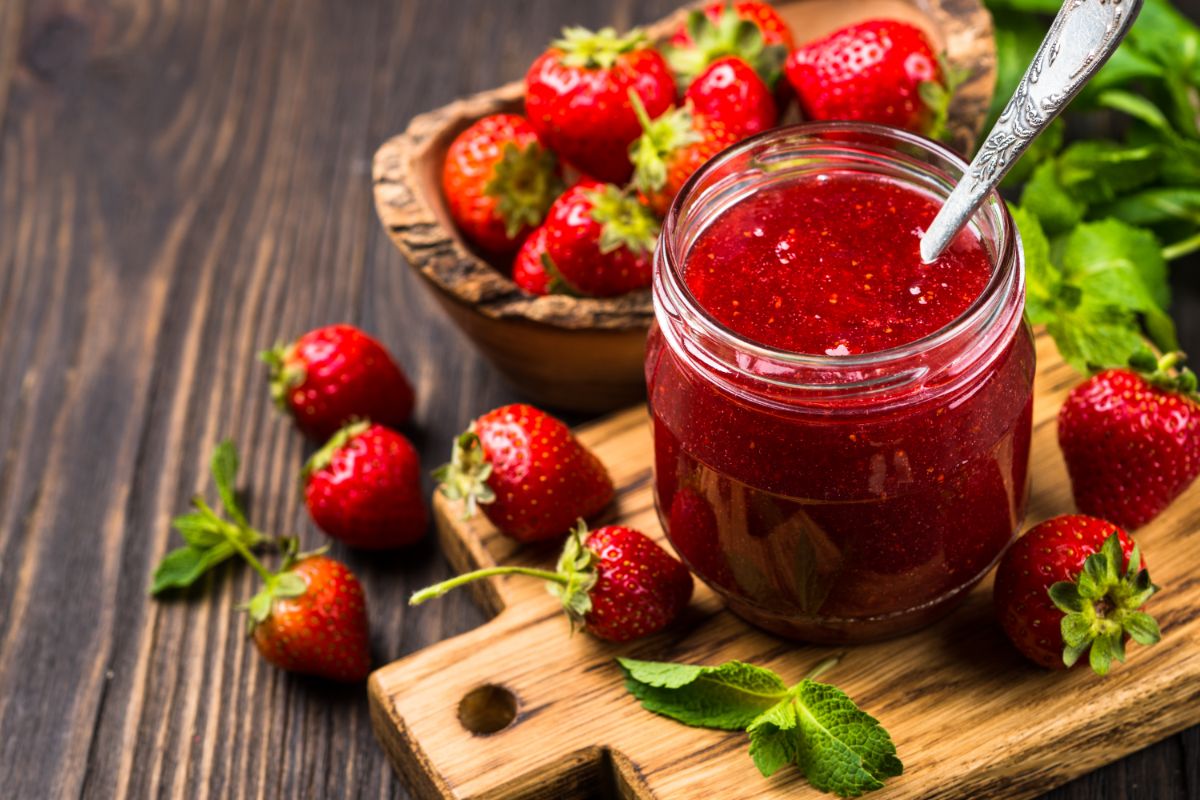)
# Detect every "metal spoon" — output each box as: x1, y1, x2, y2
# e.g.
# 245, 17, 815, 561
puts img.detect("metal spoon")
920, 0, 1144, 263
